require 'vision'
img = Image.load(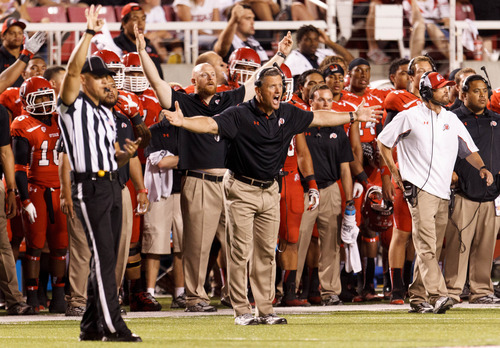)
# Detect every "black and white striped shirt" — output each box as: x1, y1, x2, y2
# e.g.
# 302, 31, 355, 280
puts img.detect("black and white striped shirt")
58, 92, 118, 173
